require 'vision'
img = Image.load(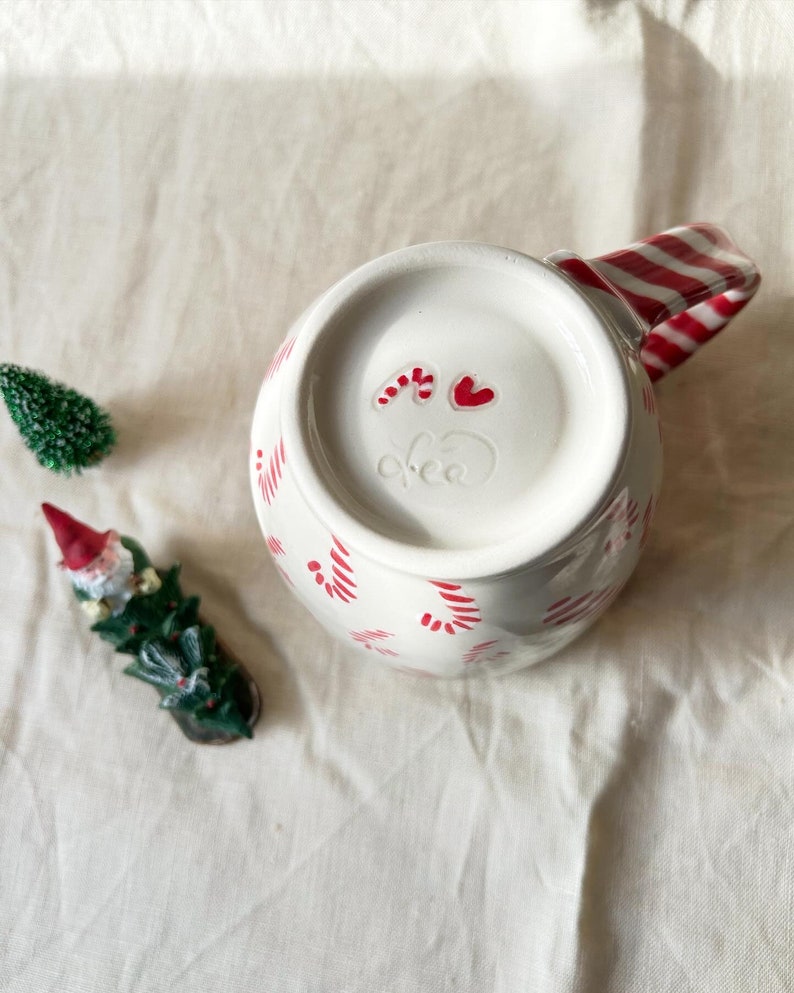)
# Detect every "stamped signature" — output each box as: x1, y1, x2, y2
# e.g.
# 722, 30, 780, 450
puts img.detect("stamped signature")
376, 430, 497, 490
